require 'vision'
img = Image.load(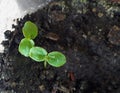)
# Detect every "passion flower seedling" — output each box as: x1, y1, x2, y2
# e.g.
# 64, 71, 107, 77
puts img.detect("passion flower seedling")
18, 21, 66, 67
